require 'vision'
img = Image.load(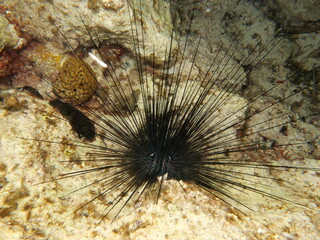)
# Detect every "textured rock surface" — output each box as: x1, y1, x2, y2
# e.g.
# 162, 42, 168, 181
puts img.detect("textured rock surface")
1, 89, 319, 239
8, 0, 176, 65
257, 0, 320, 33
0, 13, 26, 79
0, 14, 23, 52
0, 0, 319, 239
